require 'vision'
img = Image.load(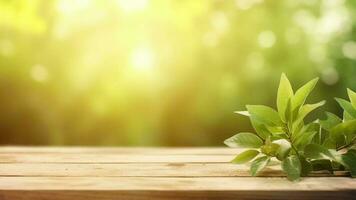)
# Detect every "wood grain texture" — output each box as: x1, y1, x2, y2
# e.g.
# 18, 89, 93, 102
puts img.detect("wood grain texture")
0, 147, 354, 200
0, 153, 233, 163
0, 147, 239, 154
0, 163, 348, 177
